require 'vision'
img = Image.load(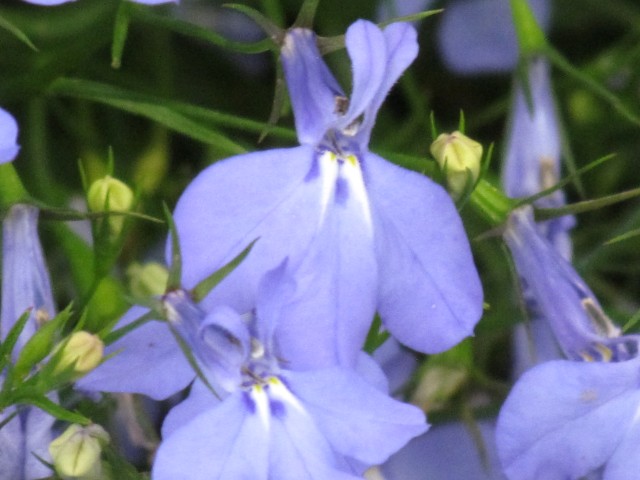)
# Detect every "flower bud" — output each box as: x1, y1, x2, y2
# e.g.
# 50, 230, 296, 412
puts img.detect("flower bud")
86, 175, 134, 235
430, 131, 483, 199
53, 331, 104, 377
127, 261, 169, 297
49, 424, 110, 479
